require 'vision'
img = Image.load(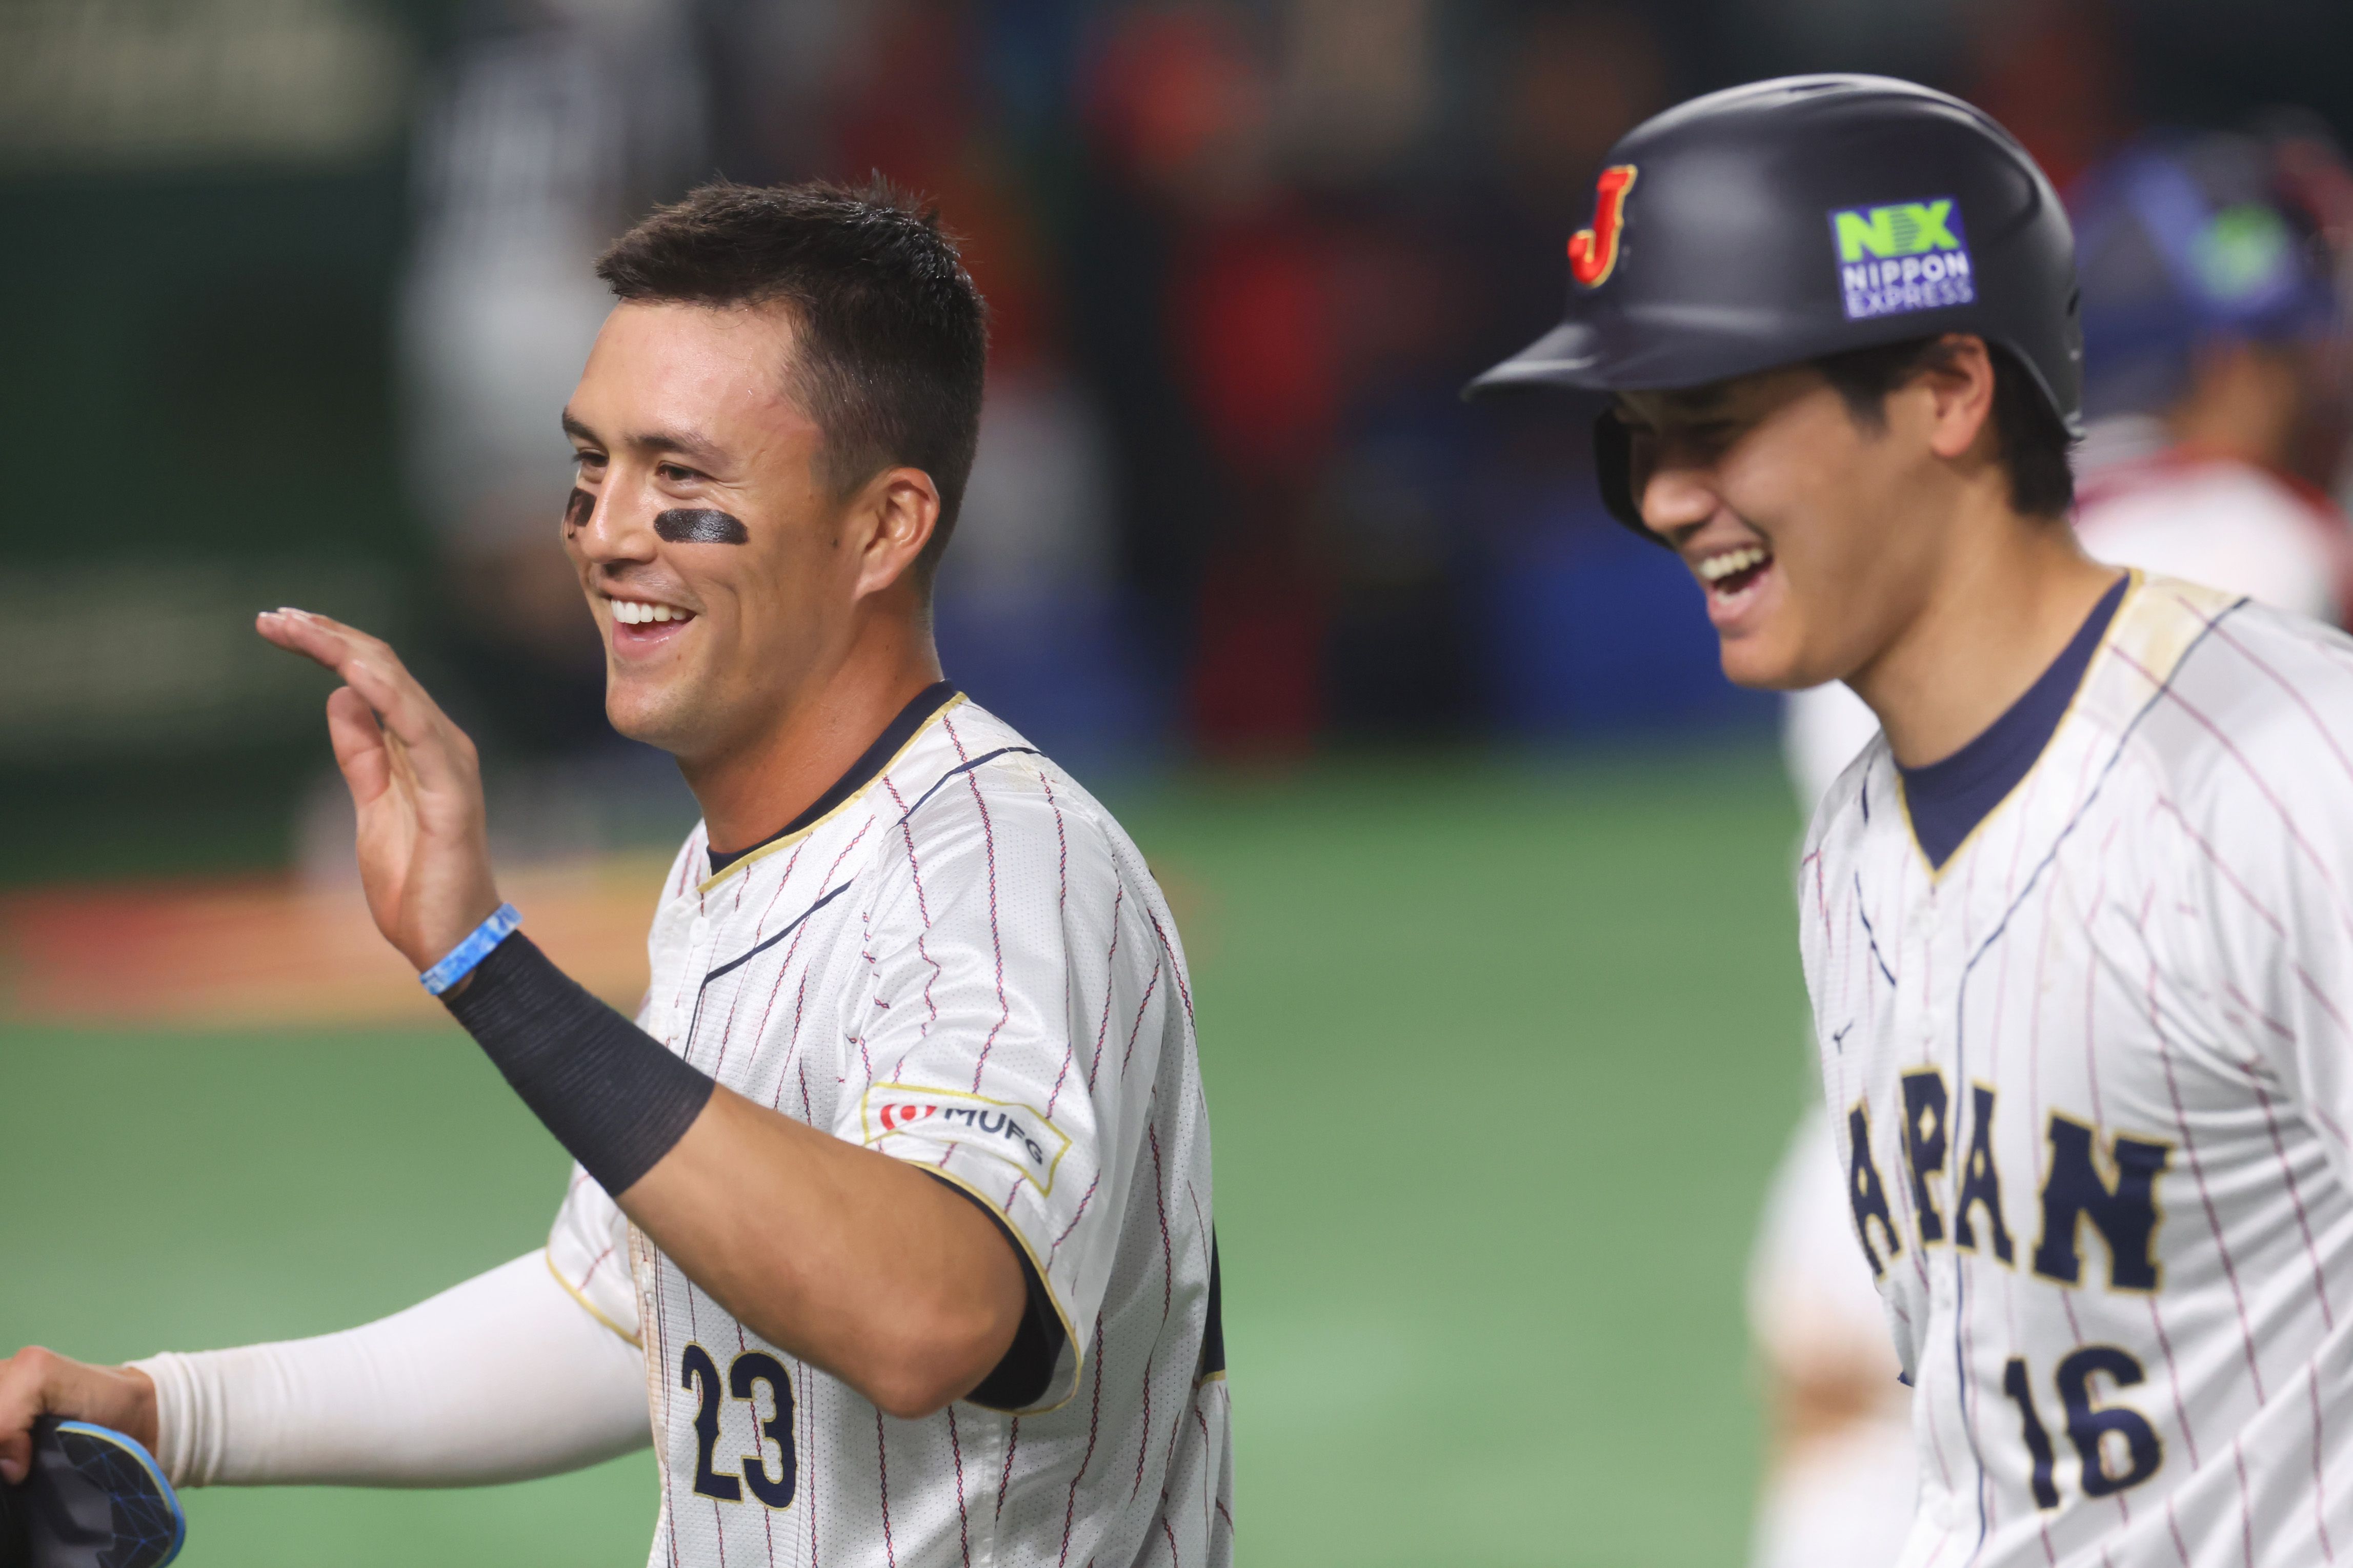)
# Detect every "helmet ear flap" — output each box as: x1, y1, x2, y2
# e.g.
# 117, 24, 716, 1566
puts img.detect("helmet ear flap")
1592, 411, 1666, 542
